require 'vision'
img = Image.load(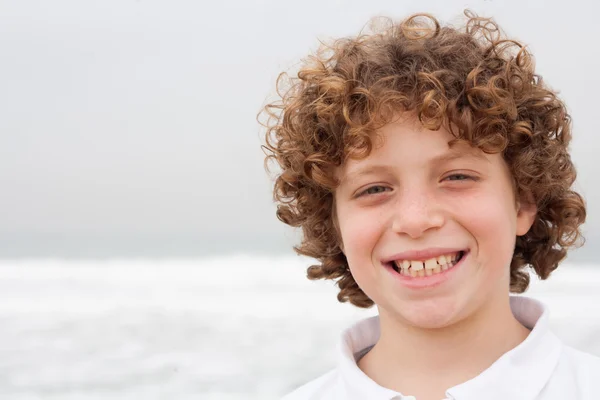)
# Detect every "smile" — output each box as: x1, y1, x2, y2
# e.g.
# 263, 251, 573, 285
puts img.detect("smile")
390, 250, 466, 278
